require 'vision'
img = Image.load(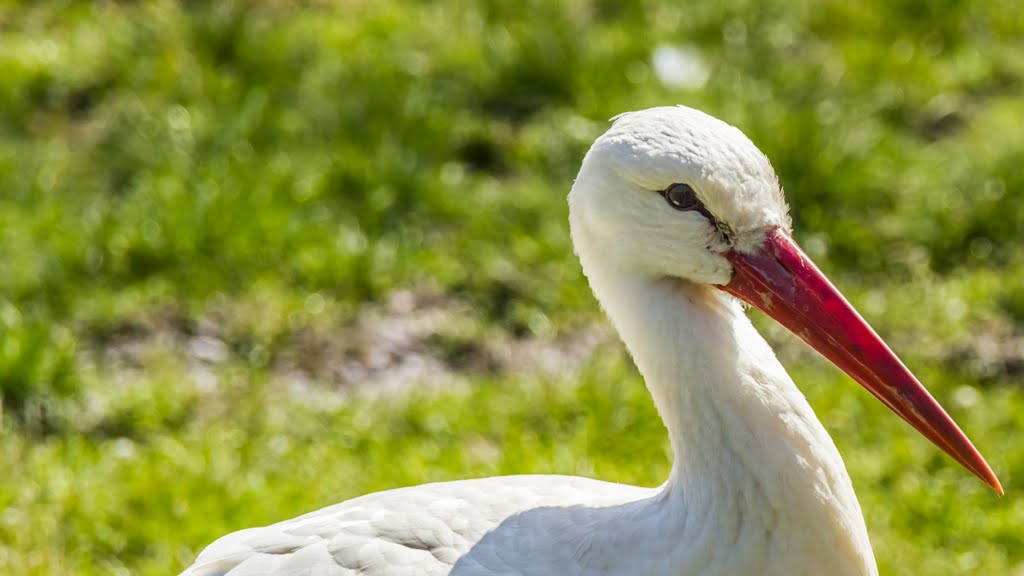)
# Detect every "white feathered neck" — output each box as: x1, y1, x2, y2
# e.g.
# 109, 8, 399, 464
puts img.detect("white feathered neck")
571, 242, 878, 575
